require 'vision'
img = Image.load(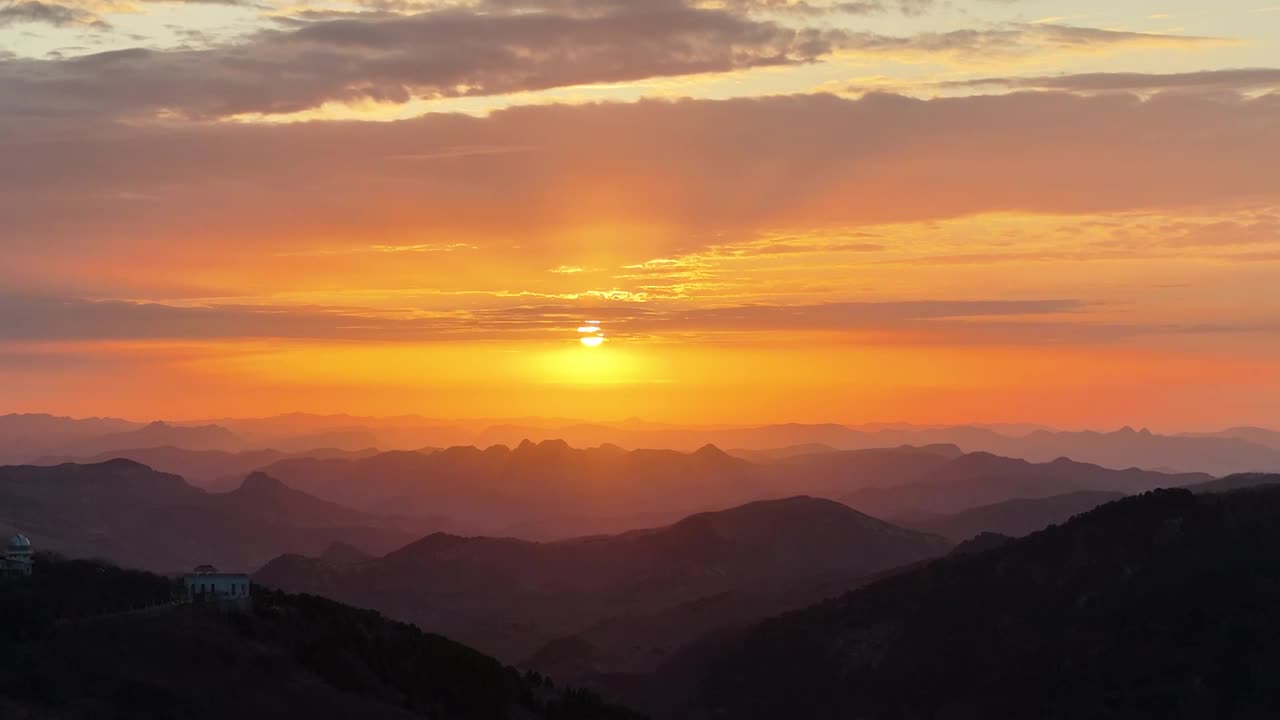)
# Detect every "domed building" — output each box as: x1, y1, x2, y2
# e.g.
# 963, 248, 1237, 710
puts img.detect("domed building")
2, 534, 34, 577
